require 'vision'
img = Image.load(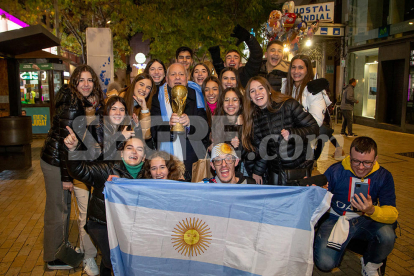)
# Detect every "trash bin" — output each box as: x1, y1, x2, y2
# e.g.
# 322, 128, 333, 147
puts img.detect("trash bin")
0, 116, 33, 170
